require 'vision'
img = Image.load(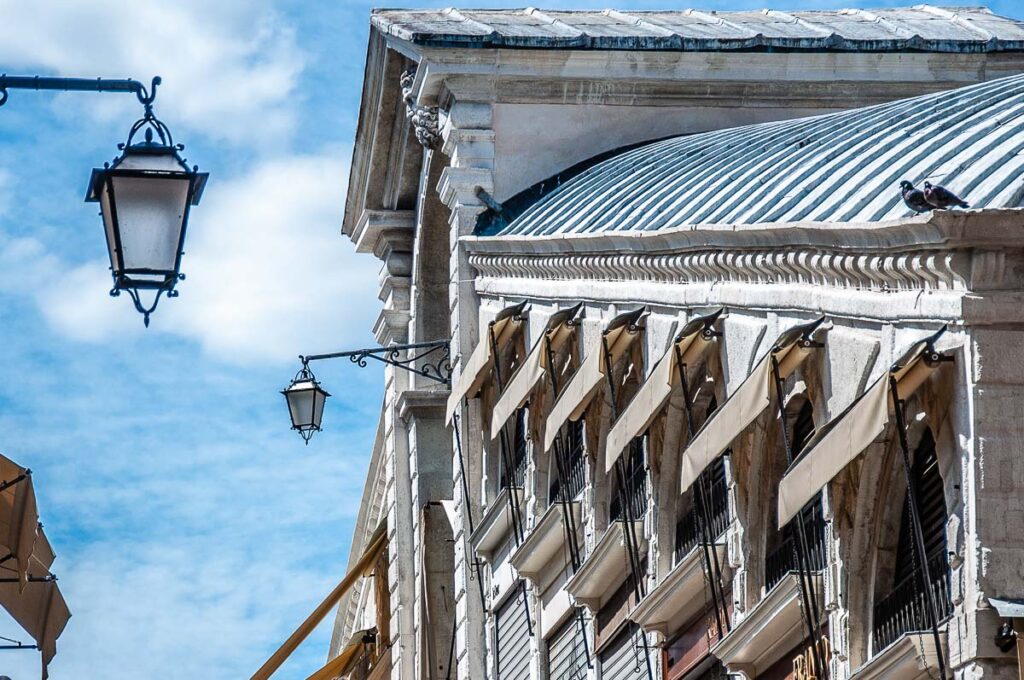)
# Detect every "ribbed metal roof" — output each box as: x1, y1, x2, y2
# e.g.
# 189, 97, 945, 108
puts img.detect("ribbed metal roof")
372, 6, 1024, 51
485, 73, 1024, 237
